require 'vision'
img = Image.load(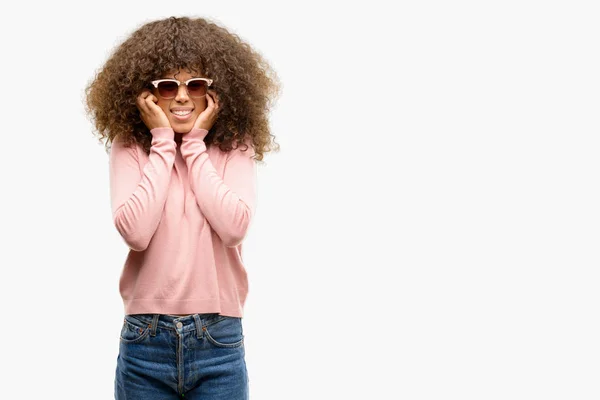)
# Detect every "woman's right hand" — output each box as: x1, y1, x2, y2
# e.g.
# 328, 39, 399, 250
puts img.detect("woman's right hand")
136, 89, 171, 131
